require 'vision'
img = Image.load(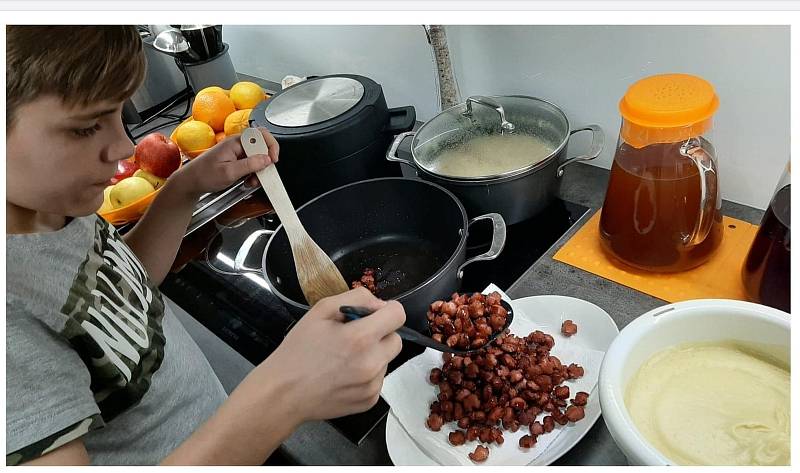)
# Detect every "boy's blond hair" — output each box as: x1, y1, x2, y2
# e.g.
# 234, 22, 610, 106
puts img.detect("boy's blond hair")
6, 25, 146, 130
